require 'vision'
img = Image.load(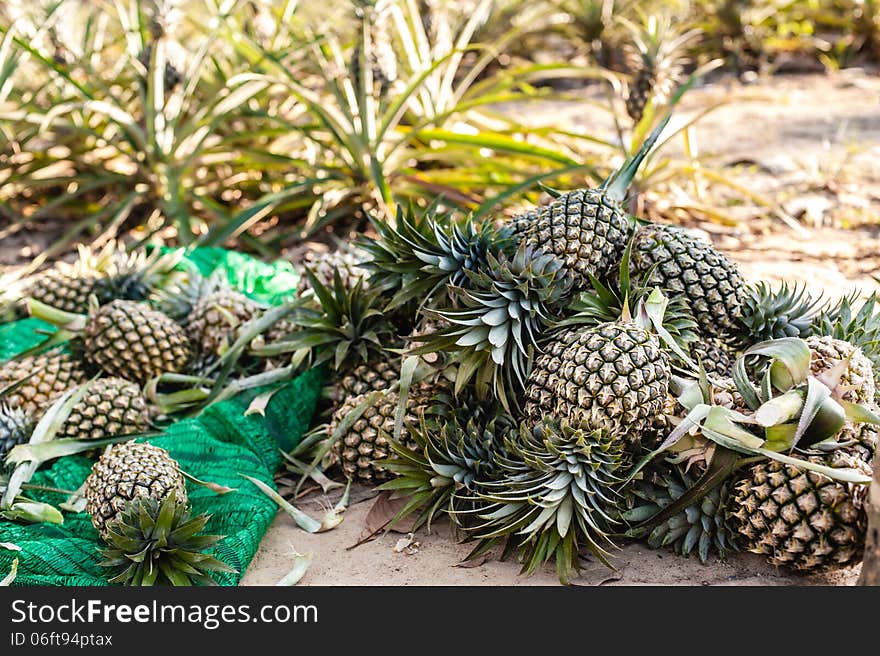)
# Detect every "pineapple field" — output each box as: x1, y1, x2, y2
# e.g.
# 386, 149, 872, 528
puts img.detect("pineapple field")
2, 0, 880, 589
